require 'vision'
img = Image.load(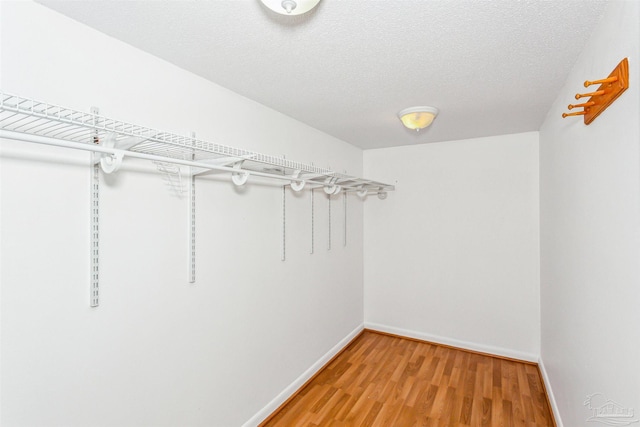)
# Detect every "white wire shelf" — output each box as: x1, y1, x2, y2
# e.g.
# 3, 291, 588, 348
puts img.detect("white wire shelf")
0, 92, 395, 194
